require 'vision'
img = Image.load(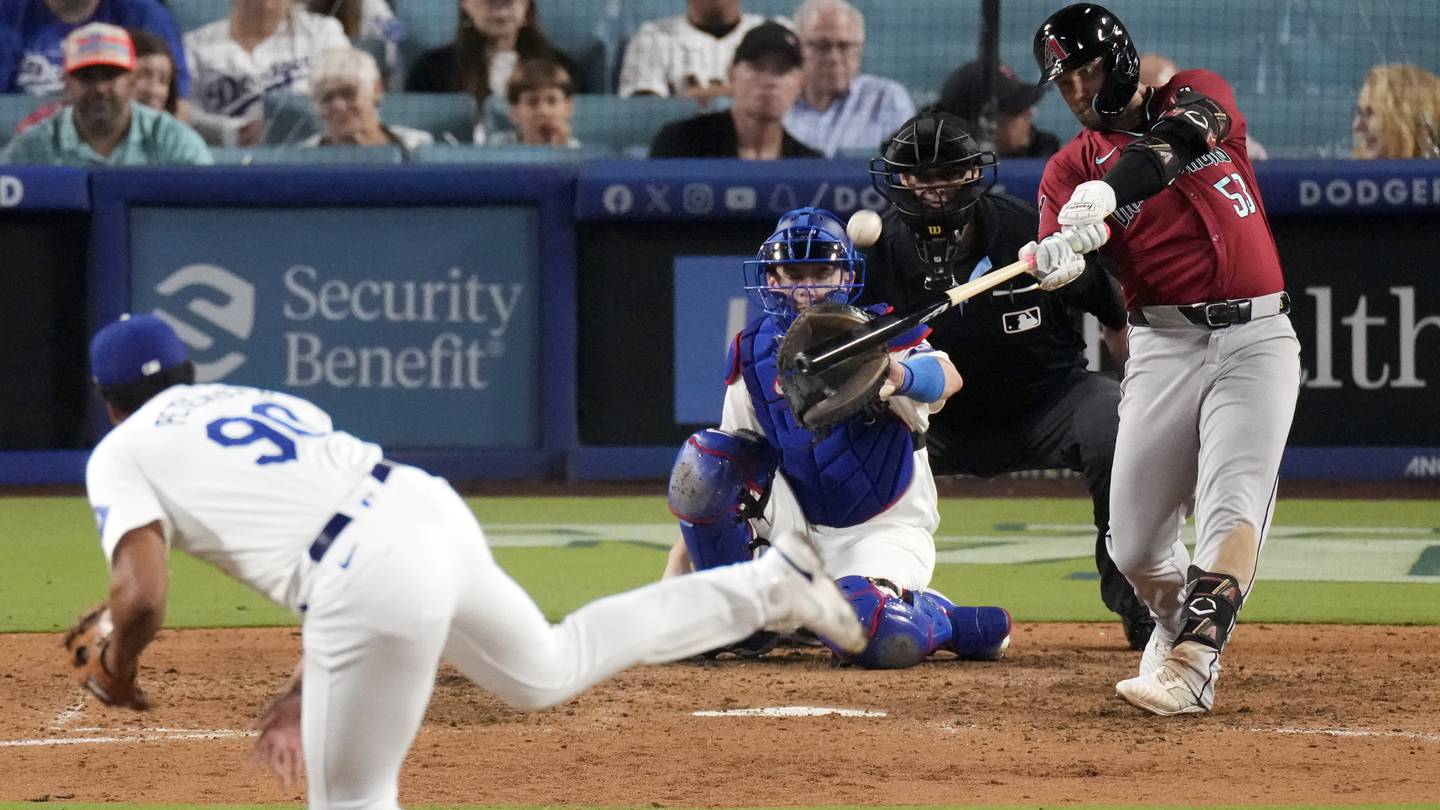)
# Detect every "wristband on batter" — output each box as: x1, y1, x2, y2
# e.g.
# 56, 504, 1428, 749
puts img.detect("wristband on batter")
894, 355, 946, 403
